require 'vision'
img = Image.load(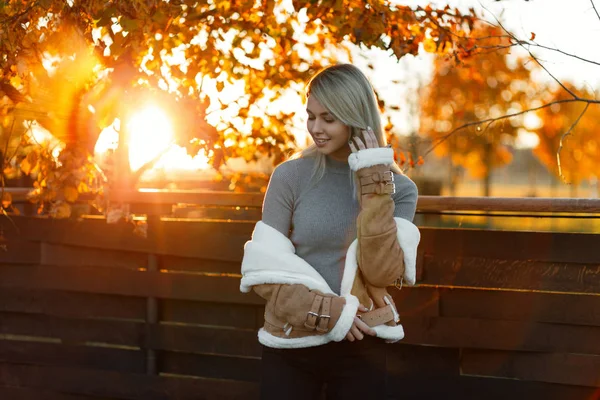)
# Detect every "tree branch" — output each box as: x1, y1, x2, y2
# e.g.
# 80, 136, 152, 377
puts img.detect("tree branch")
557, 103, 590, 182
590, 0, 600, 25
421, 98, 600, 159
487, 9, 578, 99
